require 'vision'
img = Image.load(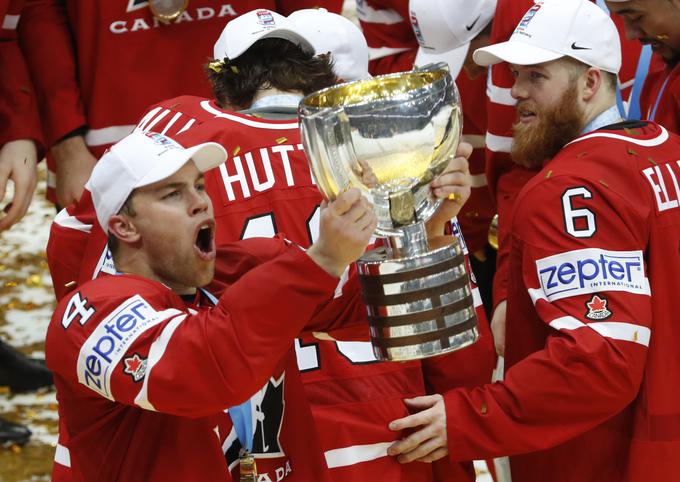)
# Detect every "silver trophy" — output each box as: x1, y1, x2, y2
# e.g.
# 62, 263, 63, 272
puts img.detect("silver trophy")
299, 64, 479, 361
